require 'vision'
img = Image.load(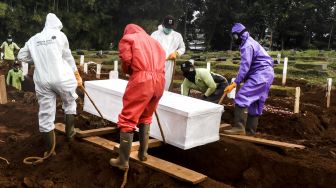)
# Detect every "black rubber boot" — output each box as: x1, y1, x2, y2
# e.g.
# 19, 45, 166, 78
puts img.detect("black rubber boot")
42, 130, 56, 156
246, 115, 259, 136
65, 114, 76, 141
138, 124, 150, 161
110, 132, 134, 170
224, 105, 247, 135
